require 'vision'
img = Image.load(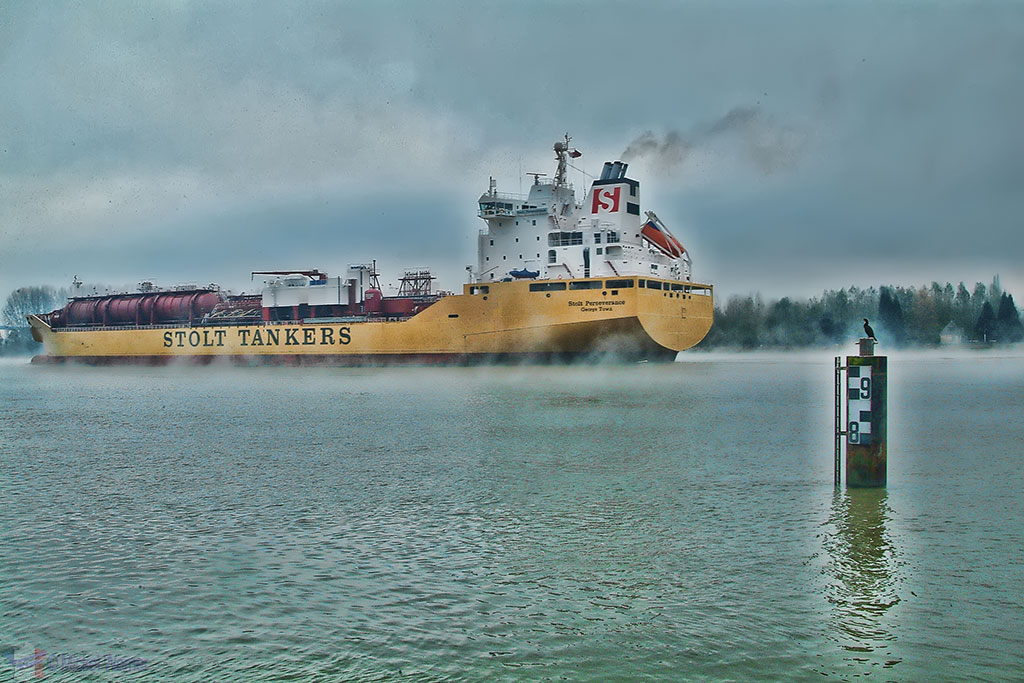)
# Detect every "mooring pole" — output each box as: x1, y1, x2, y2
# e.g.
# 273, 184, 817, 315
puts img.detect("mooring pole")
844, 339, 888, 488
834, 356, 842, 487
